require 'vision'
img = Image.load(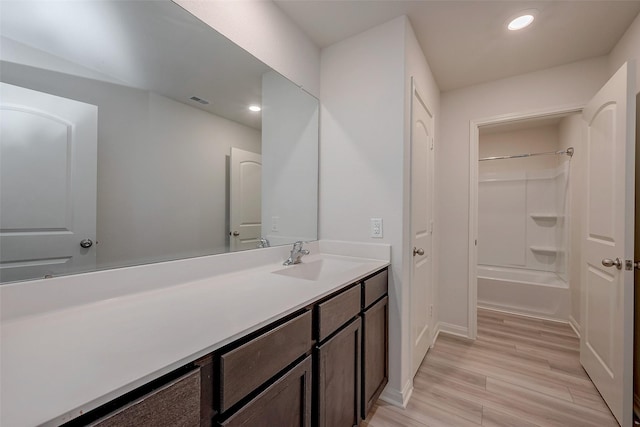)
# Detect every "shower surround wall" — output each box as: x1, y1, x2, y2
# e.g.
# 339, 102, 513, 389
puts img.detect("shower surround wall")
477, 123, 571, 320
